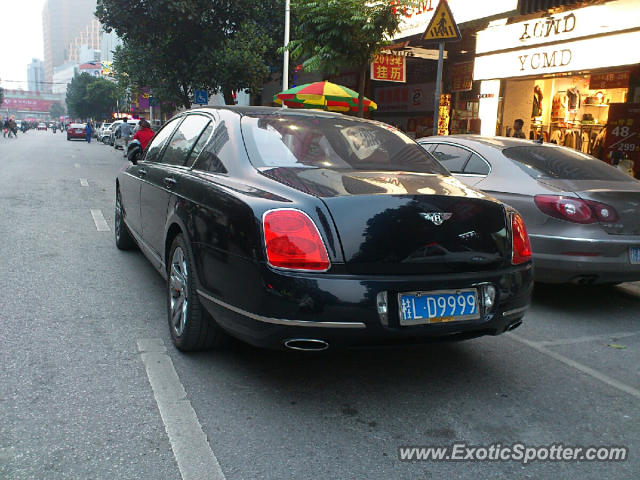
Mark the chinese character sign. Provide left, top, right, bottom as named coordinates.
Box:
left=602, top=103, right=640, bottom=176
left=371, top=54, right=406, bottom=83
left=450, top=62, right=474, bottom=92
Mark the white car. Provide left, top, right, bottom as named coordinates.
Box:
left=98, top=123, right=113, bottom=143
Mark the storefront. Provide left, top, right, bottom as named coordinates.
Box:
left=473, top=0, right=640, bottom=166
left=369, top=0, right=519, bottom=137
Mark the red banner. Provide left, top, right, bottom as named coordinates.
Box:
left=1, top=97, right=55, bottom=112
left=450, top=62, right=474, bottom=92
left=371, top=53, right=406, bottom=83
left=589, top=71, right=630, bottom=90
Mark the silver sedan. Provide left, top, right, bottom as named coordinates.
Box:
left=418, top=135, right=640, bottom=285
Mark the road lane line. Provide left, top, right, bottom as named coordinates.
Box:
left=80, top=178, right=89, bottom=187
left=137, top=339, right=225, bottom=480
left=90, top=209, right=110, bottom=232
left=509, top=333, right=640, bottom=400
left=537, top=331, right=640, bottom=347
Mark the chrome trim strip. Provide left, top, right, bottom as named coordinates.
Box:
left=502, top=305, right=529, bottom=317
left=529, top=234, right=640, bottom=244
left=196, top=289, right=366, bottom=329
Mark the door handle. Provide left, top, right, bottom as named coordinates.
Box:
left=164, top=177, right=177, bottom=188
left=138, top=168, right=148, bottom=176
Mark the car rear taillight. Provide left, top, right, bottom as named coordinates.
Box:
left=511, top=213, right=531, bottom=265
left=534, top=195, right=618, bottom=224
left=263, top=209, right=330, bottom=271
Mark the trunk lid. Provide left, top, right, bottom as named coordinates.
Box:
left=539, top=179, right=640, bottom=235
left=263, top=168, right=511, bottom=274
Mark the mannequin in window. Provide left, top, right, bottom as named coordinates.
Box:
left=532, top=85, right=543, bottom=117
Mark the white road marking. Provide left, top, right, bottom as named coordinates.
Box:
left=537, top=330, right=640, bottom=347
left=74, top=163, right=80, bottom=168
left=137, top=339, right=225, bottom=480
left=80, top=178, right=89, bottom=187
left=90, top=209, right=110, bottom=232
left=509, top=333, right=640, bottom=400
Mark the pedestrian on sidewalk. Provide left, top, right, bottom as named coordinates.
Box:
left=85, top=121, right=93, bottom=143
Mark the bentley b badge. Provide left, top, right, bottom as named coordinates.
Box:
left=420, top=212, right=453, bottom=225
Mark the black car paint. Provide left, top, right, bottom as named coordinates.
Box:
left=117, top=107, right=532, bottom=350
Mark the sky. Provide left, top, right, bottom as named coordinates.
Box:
left=0, top=0, right=47, bottom=90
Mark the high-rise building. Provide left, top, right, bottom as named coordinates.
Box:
left=42, top=0, right=97, bottom=85
left=66, top=18, right=102, bottom=64
left=27, top=59, right=46, bottom=92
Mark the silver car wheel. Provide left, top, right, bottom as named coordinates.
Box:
left=169, top=247, right=189, bottom=337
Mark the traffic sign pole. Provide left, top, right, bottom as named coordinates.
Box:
left=422, top=0, right=461, bottom=137
left=433, top=41, right=444, bottom=137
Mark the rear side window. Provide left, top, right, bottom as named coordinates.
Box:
left=464, top=153, right=490, bottom=175
left=161, top=115, right=211, bottom=166
left=241, top=115, right=449, bottom=175
left=503, top=146, right=631, bottom=181
left=185, top=122, right=213, bottom=168
left=145, top=117, right=182, bottom=163
left=431, top=144, right=470, bottom=173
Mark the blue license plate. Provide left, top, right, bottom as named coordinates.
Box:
left=630, top=247, right=640, bottom=264
left=399, top=289, right=479, bottom=325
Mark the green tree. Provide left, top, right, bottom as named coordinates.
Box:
left=66, top=73, right=119, bottom=119
left=49, top=101, right=65, bottom=119
left=96, top=0, right=284, bottom=108
left=287, top=0, right=416, bottom=117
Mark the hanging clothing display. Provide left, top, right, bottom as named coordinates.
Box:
left=551, top=92, right=567, bottom=121
left=567, top=87, right=581, bottom=111
left=550, top=129, right=564, bottom=145
left=532, top=85, right=544, bottom=117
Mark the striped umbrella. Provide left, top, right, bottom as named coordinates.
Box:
left=273, top=81, right=377, bottom=112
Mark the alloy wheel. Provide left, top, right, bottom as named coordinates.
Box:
left=169, top=247, right=189, bottom=337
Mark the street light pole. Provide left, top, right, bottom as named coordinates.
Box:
left=282, top=0, right=290, bottom=95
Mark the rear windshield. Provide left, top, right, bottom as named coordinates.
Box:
left=241, top=114, right=449, bottom=175
left=503, top=146, right=631, bottom=181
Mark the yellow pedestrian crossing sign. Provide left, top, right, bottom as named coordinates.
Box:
left=423, top=0, right=461, bottom=42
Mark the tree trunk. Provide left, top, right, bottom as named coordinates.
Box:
left=223, top=89, right=235, bottom=106
left=181, top=82, right=191, bottom=110
left=357, top=66, right=367, bottom=118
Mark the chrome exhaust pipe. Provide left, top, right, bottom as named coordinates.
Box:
left=284, top=339, right=329, bottom=352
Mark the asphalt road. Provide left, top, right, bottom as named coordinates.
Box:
left=1, top=129, right=639, bottom=480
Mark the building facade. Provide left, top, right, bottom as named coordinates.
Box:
left=42, top=0, right=97, bottom=85
left=27, top=59, right=46, bottom=92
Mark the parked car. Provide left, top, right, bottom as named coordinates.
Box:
left=115, top=107, right=533, bottom=352
left=67, top=123, right=86, bottom=141
left=37, top=122, right=47, bottom=131
left=114, top=119, right=140, bottom=150
left=417, top=135, right=640, bottom=285
left=98, top=123, right=113, bottom=143
left=108, top=119, right=125, bottom=145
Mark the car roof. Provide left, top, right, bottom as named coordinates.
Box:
left=418, top=134, right=548, bottom=150
left=190, top=105, right=359, bottom=120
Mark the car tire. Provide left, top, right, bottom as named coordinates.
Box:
left=114, top=186, right=137, bottom=250
left=167, top=234, right=227, bottom=351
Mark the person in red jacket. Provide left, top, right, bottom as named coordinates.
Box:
left=132, top=119, right=155, bottom=150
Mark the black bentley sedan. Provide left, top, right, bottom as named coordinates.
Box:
left=115, top=106, right=533, bottom=352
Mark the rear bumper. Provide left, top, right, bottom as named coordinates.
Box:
left=197, top=263, right=533, bottom=350
left=530, top=234, right=640, bottom=284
